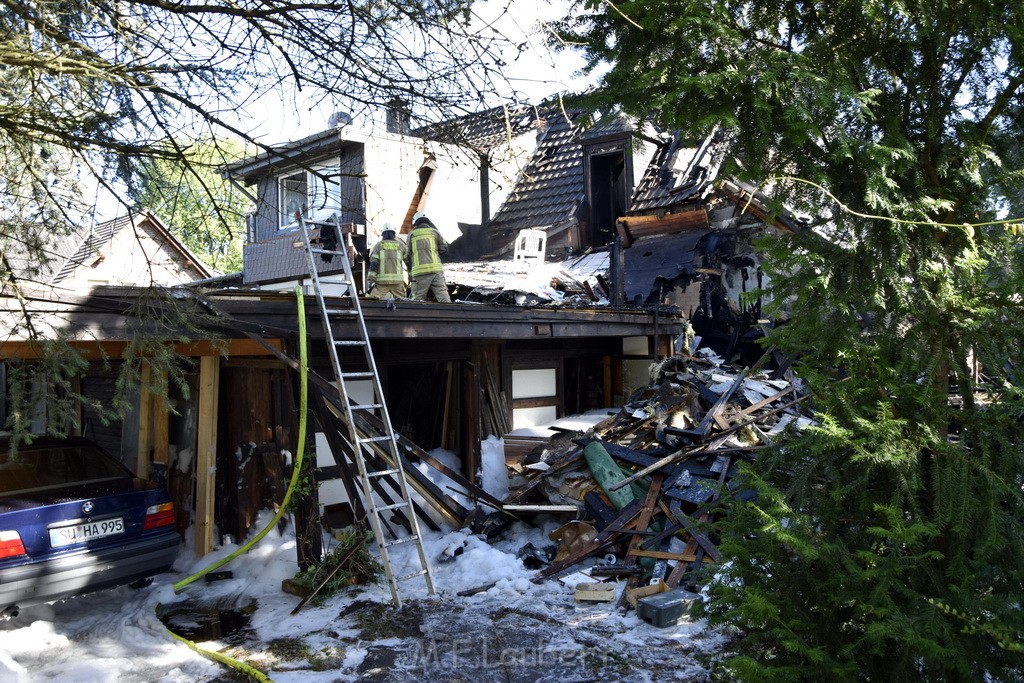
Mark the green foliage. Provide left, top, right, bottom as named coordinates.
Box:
left=112, top=287, right=229, bottom=413
left=134, top=138, right=250, bottom=274
left=291, top=529, right=382, bottom=606
left=558, top=0, right=1024, bottom=678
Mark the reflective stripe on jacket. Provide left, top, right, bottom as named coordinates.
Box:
left=408, top=225, right=447, bottom=276
left=369, top=239, right=407, bottom=284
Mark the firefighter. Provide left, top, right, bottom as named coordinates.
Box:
left=406, top=211, right=451, bottom=303
left=366, top=223, right=408, bottom=300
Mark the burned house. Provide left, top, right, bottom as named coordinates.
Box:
left=1, top=100, right=800, bottom=575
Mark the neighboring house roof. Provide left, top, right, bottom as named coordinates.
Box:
left=1, top=219, right=91, bottom=286
left=486, top=109, right=590, bottom=239
left=50, top=211, right=213, bottom=285
left=2, top=212, right=213, bottom=289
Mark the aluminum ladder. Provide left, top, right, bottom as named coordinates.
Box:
left=296, top=214, right=435, bottom=608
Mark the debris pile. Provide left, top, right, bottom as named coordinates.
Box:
left=501, top=348, right=814, bottom=607
left=444, top=253, right=611, bottom=306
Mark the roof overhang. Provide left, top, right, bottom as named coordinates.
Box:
left=0, top=285, right=684, bottom=355
left=222, top=129, right=364, bottom=183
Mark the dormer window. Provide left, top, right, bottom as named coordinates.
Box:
left=582, top=137, right=632, bottom=248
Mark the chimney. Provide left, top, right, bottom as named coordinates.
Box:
left=386, top=98, right=411, bottom=135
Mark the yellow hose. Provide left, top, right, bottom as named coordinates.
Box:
left=164, top=623, right=273, bottom=683
left=161, top=286, right=311, bottom=682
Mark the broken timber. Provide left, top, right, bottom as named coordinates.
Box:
left=507, top=348, right=812, bottom=598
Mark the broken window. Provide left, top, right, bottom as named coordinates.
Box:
left=588, top=151, right=627, bottom=246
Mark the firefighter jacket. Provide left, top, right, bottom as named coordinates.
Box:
left=368, top=238, right=407, bottom=284
left=407, top=222, right=448, bottom=276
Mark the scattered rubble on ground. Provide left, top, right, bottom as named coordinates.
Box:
left=310, top=333, right=815, bottom=624
left=444, top=253, right=611, bottom=305
left=490, top=345, right=814, bottom=622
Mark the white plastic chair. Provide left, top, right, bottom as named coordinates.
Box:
left=513, top=229, right=547, bottom=270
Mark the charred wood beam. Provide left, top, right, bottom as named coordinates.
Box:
left=310, top=386, right=366, bottom=520
left=616, top=208, right=710, bottom=248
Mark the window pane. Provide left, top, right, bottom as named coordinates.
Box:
left=511, top=368, right=557, bottom=399
left=308, top=165, right=341, bottom=217
left=279, top=173, right=307, bottom=227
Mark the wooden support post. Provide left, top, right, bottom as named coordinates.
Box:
left=462, top=359, right=479, bottom=470
left=135, top=362, right=152, bottom=479
left=153, top=368, right=170, bottom=466
left=68, top=375, right=82, bottom=437
left=194, top=355, right=220, bottom=558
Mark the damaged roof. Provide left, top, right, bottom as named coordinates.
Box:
left=486, top=109, right=590, bottom=240
left=624, top=230, right=709, bottom=304
left=629, top=130, right=726, bottom=213
left=412, top=103, right=540, bottom=152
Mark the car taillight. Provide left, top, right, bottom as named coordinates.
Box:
left=0, top=530, right=26, bottom=559
left=143, top=502, right=175, bottom=530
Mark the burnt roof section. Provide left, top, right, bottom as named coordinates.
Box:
left=630, top=130, right=726, bottom=213
left=624, top=230, right=709, bottom=304
left=413, top=103, right=539, bottom=152
left=486, top=109, right=589, bottom=239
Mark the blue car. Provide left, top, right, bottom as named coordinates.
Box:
left=0, top=436, right=180, bottom=618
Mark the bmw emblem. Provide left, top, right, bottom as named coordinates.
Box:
left=82, top=501, right=95, bottom=514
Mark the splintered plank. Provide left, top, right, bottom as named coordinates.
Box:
left=666, top=455, right=733, bottom=587
left=616, top=473, right=666, bottom=607
left=628, top=549, right=700, bottom=562
left=656, top=500, right=721, bottom=562
left=674, top=370, right=747, bottom=440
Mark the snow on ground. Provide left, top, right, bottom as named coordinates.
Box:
left=1, top=438, right=727, bottom=682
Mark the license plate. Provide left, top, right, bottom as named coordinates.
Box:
left=50, top=518, right=125, bottom=548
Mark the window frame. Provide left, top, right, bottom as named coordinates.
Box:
left=277, top=161, right=344, bottom=231
left=278, top=171, right=308, bottom=229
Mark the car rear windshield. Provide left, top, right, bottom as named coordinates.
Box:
left=0, top=443, right=132, bottom=495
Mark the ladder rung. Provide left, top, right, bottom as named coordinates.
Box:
left=396, top=569, right=428, bottom=582
left=384, top=535, right=419, bottom=548
left=367, top=468, right=400, bottom=478
left=310, top=248, right=348, bottom=256
left=343, top=372, right=376, bottom=380
left=352, top=403, right=383, bottom=411
left=373, top=501, right=410, bottom=513
left=324, top=308, right=359, bottom=316
left=319, top=279, right=350, bottom=285
left=335, top=340, right=367, bottom=346
left=358, top=435, right=394, bottom=443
